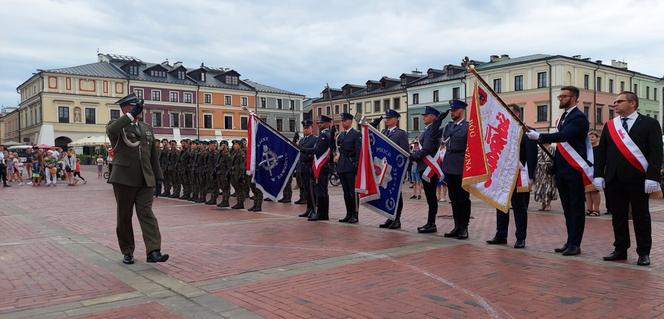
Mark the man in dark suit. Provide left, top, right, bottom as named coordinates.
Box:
left=441, top=100, right=471, bottom=239
left=487, top=105, right=538, bottom=248
left=526, top=86, right=589, bottom=256
left=297, top=120, right=319, bottom=218
left=337, top=113, right=361, bottom=224
left=378, top=110, right=410, bottom=230
left=302, top=115, right=334, bottom=221
left=411, top=106, right=445, bottom=234
left=593, top=91, right=663, bottom=266
left=106, top=93, right=169, bottom=265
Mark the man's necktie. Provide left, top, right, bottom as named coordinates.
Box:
left=558, top=112, right=567, bottom=129
left=621, top=118, right=629, bottom=132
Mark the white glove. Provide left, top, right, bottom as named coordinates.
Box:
left=525, top=130, right=540, bottom=141
left=592, top=177, right=604, bottom=192
left=645, top=179, right=661, bottom=194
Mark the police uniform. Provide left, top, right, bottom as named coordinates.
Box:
left=441, top=100, right=471, bottom=239
left=297, top=120, right=318, bottom=218
left=337, top=112, right=361, bottom=224
left=378, top=110, right=410, bottom=230
left=106, top=93, right=168, bottom=264
left=301, top=115, right=334, bottom=221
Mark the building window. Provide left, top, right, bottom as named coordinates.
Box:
left=85, top=108, right=96, bottom=124
left=201, top=73, right=206, bottom=82
left=225, top=75, right=238, bottom=85
left=343, top=104, right=348, bottom=113
left=170, top=91, right=179, bottom=102
left=241, top=96, right=248, bottom=106
left=356, top=102, right=362, bottom=113
left=58, top=106, right=69, bottom=123
left=373, top=100, right=380, bottom=112
left=382, top=99, right=390, bottom=111
left=596, top=77, right=602, bottom=92
left=537, top=72, right=547, bottom=88
left=184, top=92, right=193, bottom=103
left=413, top=116, right=420, bottom=131
left=514, top=75, right=523, bottom=91
left=493, top=78, right=502, bottom=93
left=129, top=65, right=139, bottom=75
left=634, top=84, right=638, bottom=95
left=620, top=81, right=625, bottom=92
left=152, top=111, right=162, bottom=127
left=150, top=70, right=166, bottom=78
left=584, top=74, right=590, bottom=90
left=177, top=71, right=185, bottom=80
left=654, top=88, right=658, bottom=101
left=584, top=103, right=591, bottom=117
left=433, top=90, right=439, bottom=102
left=224, top=115, right=233, bottom=129
left=240, top=117, right=248, bottom=130
left=151, top=90, right=161, bottom=101
left=171, top=112, right=180, bottom=127
left=290, top=100, right=295, bottom=110
left=393, top=97, right=400, bottom=110
left=596, top=105, right=604, bottom=124
left=609, top=79, right=614, bottom=93
left=452, top=87, right=460, bottom=99
left=365, top=102, right=371, bottom=113
left=536, top=105, right=547, bottom=122
left=276, top=118, right=283, bottom=131
left=204, top=94, right=211, bottom=104
left=225, top=95, right=232, bottom=105
left=646, top=86, right=650, bottom=99
left=184, top=113, right=194, bottom=128
left=203, top=114, right=212, bottom=129
left=609, top=108, right=614, bottom=119
left=277, top=99, right=283, bottom=109
left=261, top=97, right=267, bottom=108
left=326, top=106, right=331, bottom=115
left=412, top=93, right=419, bottom=105
left=334, top=104, right=339, bottom=114
left=134, top=88, right=144, bottom=99
left=289, top=119, right=295, bottom=132
left=110, top=109, right=120, bottom=120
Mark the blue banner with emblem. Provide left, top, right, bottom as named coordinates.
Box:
left=248, top=116, right=300, bottom=201
left=357, top=125, right=409, bottom=220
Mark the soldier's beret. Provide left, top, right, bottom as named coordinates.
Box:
left=384, top=110, right=400, bottom=118
left=449, top=99, right=468, bottom=109
left=340, top=112, right=354, bottom=121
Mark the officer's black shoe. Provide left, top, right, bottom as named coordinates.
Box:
left=231, top=203, right=244, bottom=209
left=253, top=207, right=262, bottom=212
left=417, top=224, right=437, bottom=233
left=486, top=236, right=507, bottom=245
left=554, top=245, right=568, bottom=253
left=278, top=198, right=291, bottom=203
left=298, top=210, right=311, bottom=217
left=122, top=254, right=134, bottom=265
left=388, top=220, right=401, bottom=229
left=514, top=240, right=526, bottom=249
left=248, top=205, right=256, bottom=211
left=218, top=202, right=230, bottom=208
left=169, top=194, right=179, bottom=198
left=379, top=219, right=393, bottom=228
left=562, top=246, right=581, bottom=256
left=161, top=192, right=171, bottom=197
left=603, top=250, right=627, bottom=261
left=294, top=199, right=307, bottom=205
left=179, top=195, right=189, bottom=200
left=338, top=216, right=351, bottom=223
left=347, top=214, right=358, bottom=224
left=307, top=211, right=320, bottom=221
left=456, top=228, right=469, bottom=240
left=637, top=255, right=651, bottom=266
left=146, top=250, right=169, bottom=263
left=443, top=227, right=460, bottom=237
left=205, top=200, right=216, bottom=205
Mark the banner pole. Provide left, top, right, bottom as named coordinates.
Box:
left=242, top=106, right=300, bottom=150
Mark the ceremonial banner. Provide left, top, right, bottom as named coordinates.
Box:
left=355, top=124, right=409, bottom=220
left=246, top=114, right=300, bottom=201
left=462, top=80, right=523, bottom=212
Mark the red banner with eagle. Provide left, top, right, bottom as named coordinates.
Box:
left=462, top=80, right=523, bottom=212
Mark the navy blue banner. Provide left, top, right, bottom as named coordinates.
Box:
left=252, top=121, right=300, bottom=201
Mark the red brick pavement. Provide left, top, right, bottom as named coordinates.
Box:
left=0, top=241, right=132, bottom=312
left=70, top=302, right=183, bottom=319
left=217, top=245, right=664, bottom=319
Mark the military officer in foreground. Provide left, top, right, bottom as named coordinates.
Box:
left=297, top=120, right=318, bottom=218
left=336, top=112, right=361, bottom=223
left=106, top=93, right=168, bottom=264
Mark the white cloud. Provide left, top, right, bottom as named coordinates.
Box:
left=0, top=0, right=663, bottom=107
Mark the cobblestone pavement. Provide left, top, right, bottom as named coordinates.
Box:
left=2, top=166, right=664, bottom=318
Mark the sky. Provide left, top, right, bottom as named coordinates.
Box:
left=1, top=0, right=664, bottom=107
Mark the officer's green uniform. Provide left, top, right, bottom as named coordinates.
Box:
left=196, top=144, right=208, bottom=203
left=230, top=143, right=246, bottom=209
left=178, top=142, right=191, bottom=200
left=215, top=142, right=232, bottom=208
left=106, top=114, right=163, bottom=257
left=159, top=142, right=171, bottom=196
left=249, top=183, right=263, bottom=211
left=205, top=143, right=219, bottom=205
left=168, top=142, right=180, bottom=198
left=189, top=144, right=200, bottom=201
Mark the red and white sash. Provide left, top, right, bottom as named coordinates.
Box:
left=422, top=153, right=443, bottom=183
left=312, top=149, right=330, bottom=179
left=515, top=162, right=530, bottom=193
left=557, top=138, right=595, bottom=192
left=606, top=116, right=647, bottom=173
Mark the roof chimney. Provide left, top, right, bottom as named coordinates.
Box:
left=611, top=60, right=628, bottom=69
left=490, top=55, right=500, bottom=62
